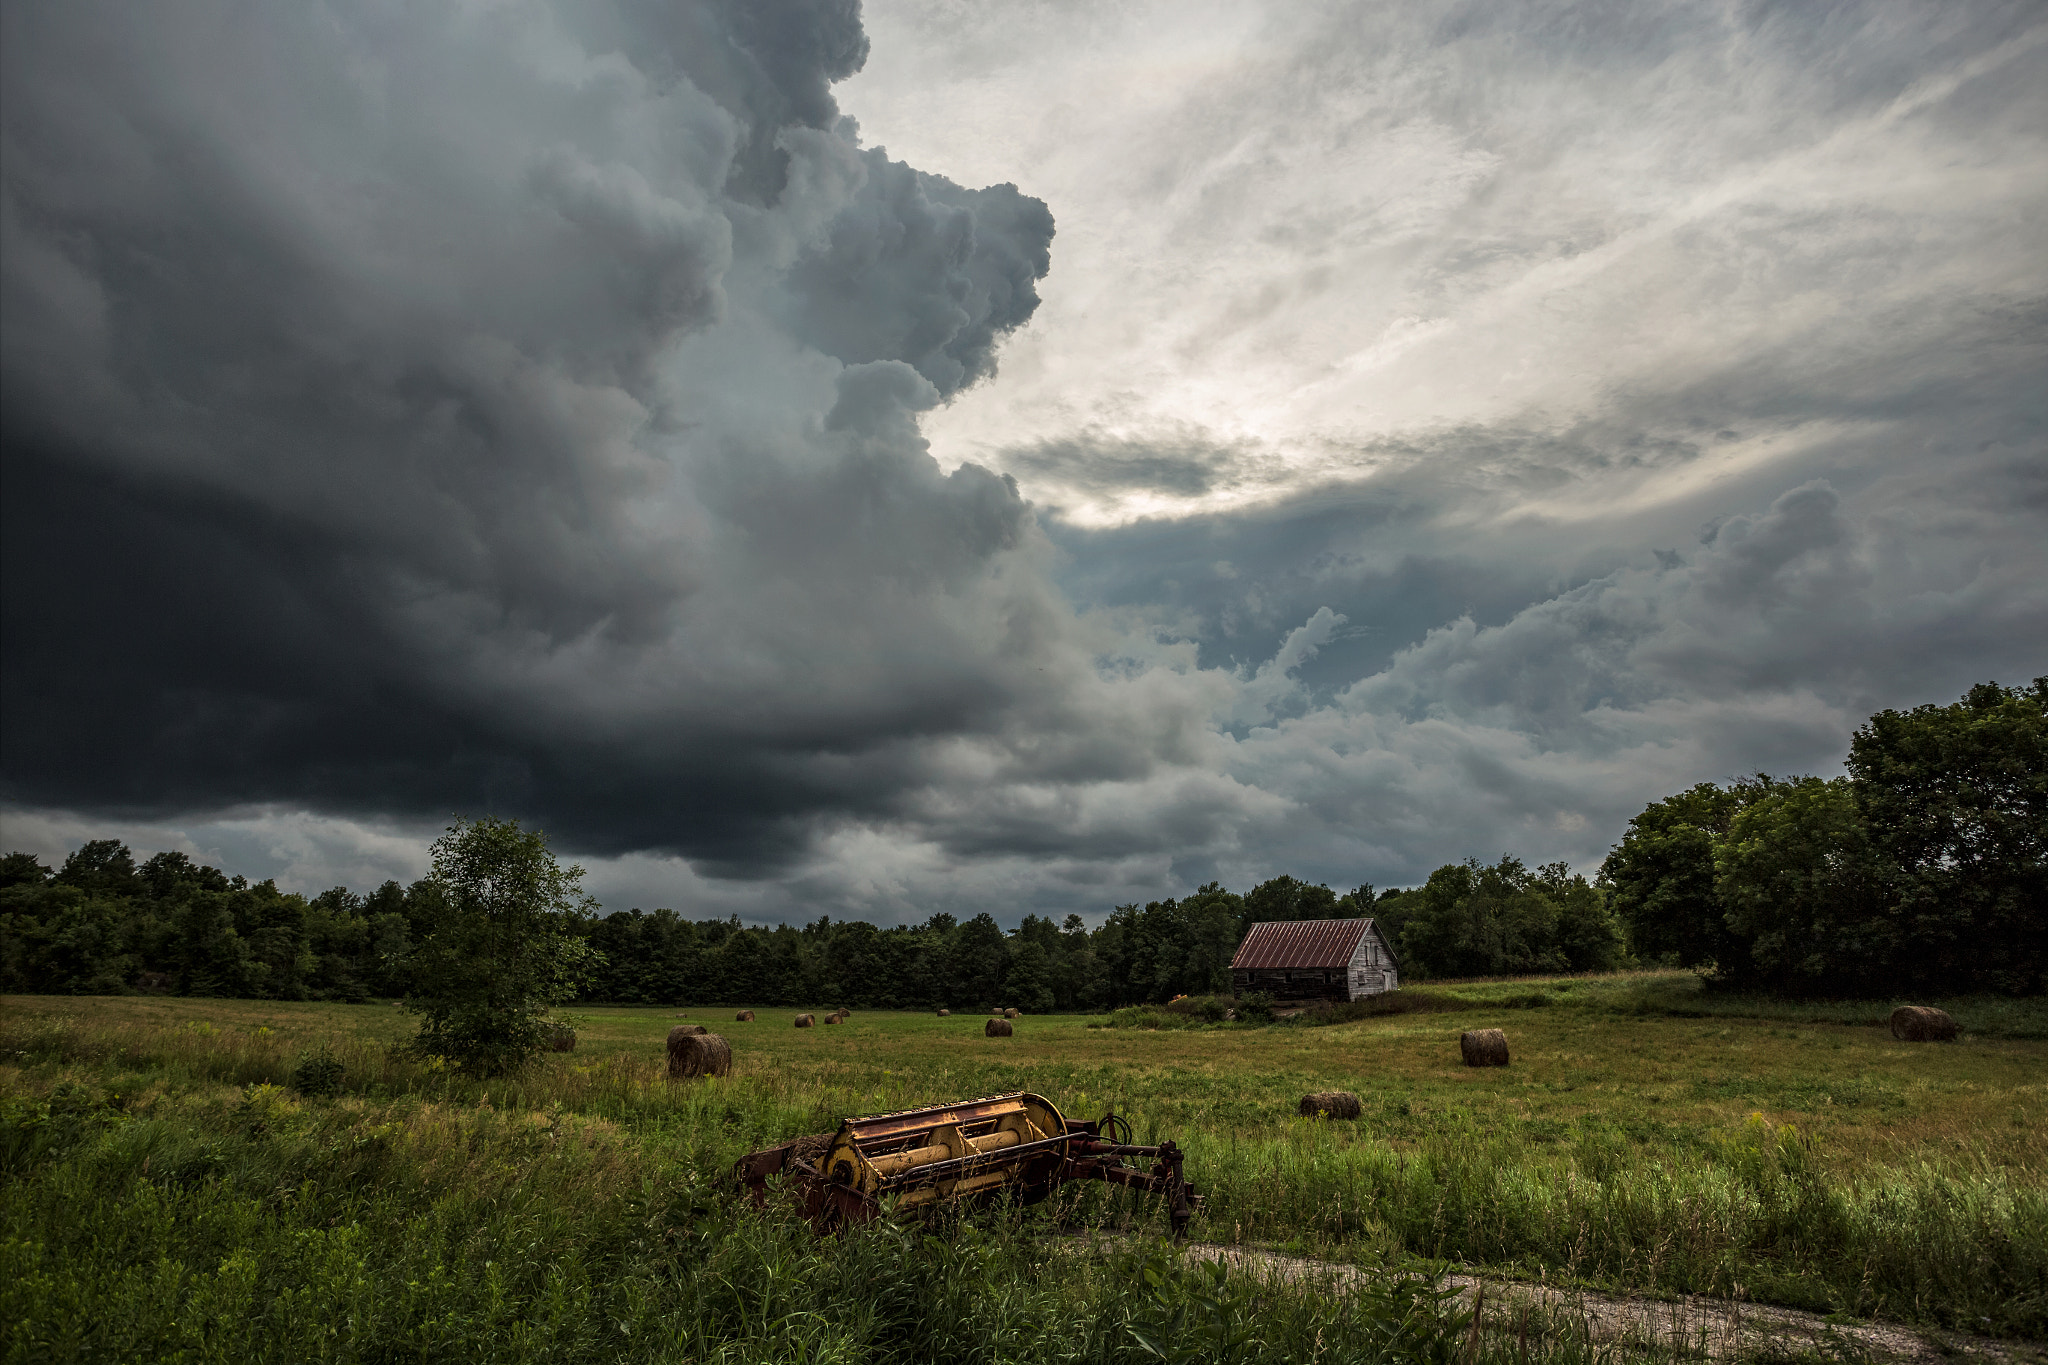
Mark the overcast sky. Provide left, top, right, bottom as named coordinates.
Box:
left=3, top=0, right=2043, bottom=923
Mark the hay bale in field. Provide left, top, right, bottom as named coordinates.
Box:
left=937, top=1009, right=950, bottom=1017
left=549, top=1025, right=577, bottom=1052
left=1298, top=1091, right=1362, bottom=1120
left=986, top=1018, right=1013, bottom=1038
left=1004, top=1008, right=1021, bottom=1019
left=1460, top=1028, right=1509, bottom=1067
left=834, top=1008, right=851, bottom=1018
left=735, top=1010, right=755, bottom=1022
left=1890, top=1005, right=1958, bottom=1042
left=668, top=1029, right=732, bottom=1079
left=794, top=1013, right=815, bottom=1028
left=675, top=1024, right=708, bottom=1035
left=824, top=1013, right=840, bottom=1025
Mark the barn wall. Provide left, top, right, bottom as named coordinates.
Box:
left=1344, top=925, right=1399, bottom=1000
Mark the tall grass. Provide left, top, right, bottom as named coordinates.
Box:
left=5, top=997, right=2044, bottom=1352
left=1170, top=1117, right=2047, bottom=1332
left=2, top=1069, right=1627, bottom=1365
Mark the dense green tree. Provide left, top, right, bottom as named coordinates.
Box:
left=1, top=852, right=52, bottom=890
left=1716, top=777, right=1891, bottom=994
left=400, top=817, right=602, bottom=1075
left=1598, top=778, right=1777, bottom=973
left=58, top=839, right=143, bottom=898
left=1396, top=856, right=1624, bottom=979
left=950, top=913, right=1008, bottom=1008
left=1850, top=679, right=2047, bottom=993
left=1237, top=875, right=1337, bottom=943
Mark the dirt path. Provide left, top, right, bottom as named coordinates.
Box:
left=1066, top=1236, right=2043, bottom=1364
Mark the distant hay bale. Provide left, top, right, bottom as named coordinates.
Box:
left=1890, top=1006, right=1958, bottom=1042
left=677, top=1024, right=708, bottom=1035
left=835, top=1008, right=851, bottom=1018
left=824, top=1014, right=840, bottom=1025
left=986, top=1018, right=1013, bottom=1038
left=936, top=1009, right=950, bottom=1017
left=667, top=1029, right=732, bottom=1079
left=795, top=1013, right=815, bottom=1028
left=548, top=1025, right=577, bottom=1053
left=1298, top=1091, right=1362, bottom=1120
left=1004, top=1008, right=1021, bottom=1019
left=1461, top=1028, right=1510, bottom=1067
left=735, top=1010, right=755, bottom=1022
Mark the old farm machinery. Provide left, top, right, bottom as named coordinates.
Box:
left=736, top=1091, right=1203, bottom=1235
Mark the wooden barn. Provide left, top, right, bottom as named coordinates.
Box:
left=1229, top=918, right=1400, bottom=1003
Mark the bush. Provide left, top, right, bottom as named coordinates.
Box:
left=289, top=1046, right=346, bottom=1097
left=1235, top=991, right=1276, bottom=1023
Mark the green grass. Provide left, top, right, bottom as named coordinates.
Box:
left=4, top=975, right=2045, bottom=1359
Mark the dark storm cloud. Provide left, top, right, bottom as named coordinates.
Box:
left=784, top=154, right=1054, bottom=395
left=0, top=0, right=1090, bottom=874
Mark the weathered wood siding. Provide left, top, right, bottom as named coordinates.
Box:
left=1344, top=924, right=1399, bottom=999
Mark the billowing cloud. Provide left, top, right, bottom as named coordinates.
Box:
left=3, top=0, right=2043, bottom=919
left=0, top=0, right=1099, bottom=876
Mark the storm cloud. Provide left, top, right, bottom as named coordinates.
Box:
left=3, top=0, right=2043, bottom=920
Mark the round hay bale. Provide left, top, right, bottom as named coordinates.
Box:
left=735, top=1010, right=754, bottom=1022
left=676, top=1023, right=708, bottom=1035
left=936, top=1009, right=950, bottom=1017
left=794, top=1013, right=815, bottom=1028
left=667, top=1029, right=732, bottom=1079
left=1299, top=1091, right=1362, bottom=1120
left=1460, top=1028, right=1510, bottom=1067
left=548, top=1026, right=576, bottom=1053
left=1004, top=1008, right=1021, bottom=1019
left=985, top=1018, right=1014, bottom=1038
left=1890, top=1005, right=1958, bottom=1042
left=824, top=1013, right=840, bottom=1025
left=835, top=1008, right=851, bottom=1018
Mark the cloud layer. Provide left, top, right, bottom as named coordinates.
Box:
left=3, top=0, right=2043, bottom=920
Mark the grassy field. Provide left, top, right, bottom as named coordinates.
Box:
left=5, top=974, right=2045, bottom=1361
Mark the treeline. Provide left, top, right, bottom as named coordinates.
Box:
left=1602, top=680, right=2045, bottom=996
left=0, top=844, right=1621, bottom=1010
left=5, top=679, right=2034, bottom=1006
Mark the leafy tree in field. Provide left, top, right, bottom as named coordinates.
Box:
left=400, top=817, right=602, bottom=1075
left=1850, top=679, right=2047, bottom=994
left=1715, top=776, right=1891, bottom=994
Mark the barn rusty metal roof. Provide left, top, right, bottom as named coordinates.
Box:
left=1230, top=918, right=1379, bottom=970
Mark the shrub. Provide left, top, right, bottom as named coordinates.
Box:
left=289, top=1046, right=346, bottom=1097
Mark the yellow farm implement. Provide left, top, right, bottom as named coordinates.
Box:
left=736, top=1091, right=1202, bottom=1235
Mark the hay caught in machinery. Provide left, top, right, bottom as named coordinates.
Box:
left=737, top=1091, right=1202, bottom=1235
